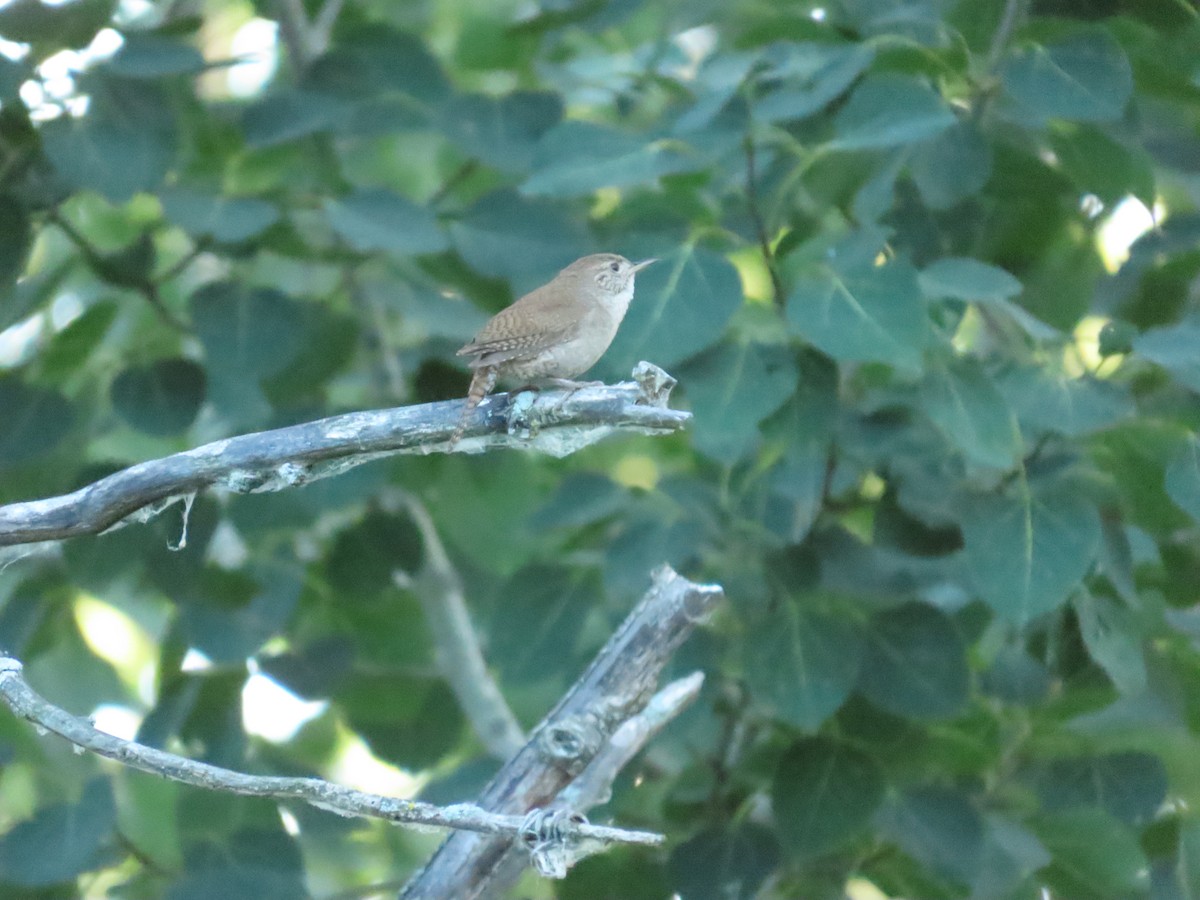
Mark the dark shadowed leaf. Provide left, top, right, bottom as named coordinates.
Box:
left=856, top=602, right=968, bottom=719
left=0, top=778, right=115, bottom=885
left=831, top=74, right=954, bottom=150
left=669, top=824, right=781, bottom=900
left=1001, top=31, right=1133, bottom=123
left=773, top=736, right=884, bottom=859
left=0, top=379, right=74, bottom=465
left=489, top=565, right=594, bottom=684
left=680, top=341, right=797, bottom=463
left=1031, top=752, right=1167, bottom=827
left=111, top=358, right=206, bottom=436
left=1034, top=810, right=1149, bottom=898
left=745, top=602, right=864, bottom=731
left=960, top=487, right=1101, bottom=624
left=876, top=786, right=984, bottom=885
left=0, top=197, right=31, bottom=292
left=787, top=259, right=927, bottom=373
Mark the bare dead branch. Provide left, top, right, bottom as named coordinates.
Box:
left=400, top=565, right=724, bottom=899
left=0, top=363, right=687, bottom=549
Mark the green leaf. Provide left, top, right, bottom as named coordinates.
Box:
left=745, top=602, right=864, bottom=732
left=1050, top=125, right=1156, bottom=208
left=104, top=34, right=206, bottom=77
left=919, top=357, right=1021, bottom=470
left=919, top=258, right=1022, bottom=301
left=1072, top=591, right=1147, bottom=695
left=241, top=89, right=344, bottom=148
left=324, top=188, right=447, bottom=255
left=787, top=259, right=928, bottom=373
left=831, top=74, right=955, bottom=150
left=40, top=301, right=118, bottom=381
left=160, top=187, right=279, bottom=243
left=41, top=73, right=177, bottom=203
left=970, top=816, right=1051, bottom=900
left=304, top=25, right=451, bottom=107
left=856, top=602, right=968, bottom=719
left=960, top=487, right=1101, bottom=624
left=450, top=189, right=591, bottom=290
left=439, top=90, right=562, bottom=174
left=680, top=342, right=797, bottom=463
left=669, top=824, right=781, bottom=900
left=0, top=778, right=115, bottom=886
left=0, top=0, right=115, bottom=50
left=189, top=282, right=306, bottom=379
left=1001, top=31, right=1134, bottom=123
left=326, top=510, right=423, bottom=598
left=876, top=787, right=984, bottom=885
left=0, top=379, right=74, bottom=465
left=755, top=42, right=876, bottom=122
left=773, top=736, right=884, bottom=860
left=1032, top=752, right=1166, bottom=827
left=910, top=120, right=993, bottom=209
left=998, top=368, right=1133, bottom=437
left=1034, top=810, right=1150, bottom=898
left=1166, top=435, right=1200, bottom=523
left=489, top=565, right=593, bottom=685
left=1134, top=317, right=1200, bottom=393
left=0, top=196, right=31, bottom=292
left=521, top=121, right=701, bottom=196
left=111, top=358, right=206, bottom=436
left=601, top=244, right=743, bottom=373
left=336, top=674, right=463, bottom=770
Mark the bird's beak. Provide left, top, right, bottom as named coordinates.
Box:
left=631, top=258, right=658, bottom=273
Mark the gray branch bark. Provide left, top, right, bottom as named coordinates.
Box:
left=394, top=492, right=526, bottom=760
left=0, top=656, right=660, bottom=850
left=0, top=363, right=687, bottom=549
left=400, top=565, right=724, bottom=900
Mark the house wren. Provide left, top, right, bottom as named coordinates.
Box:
left=450, top=253, right=658, bottom=446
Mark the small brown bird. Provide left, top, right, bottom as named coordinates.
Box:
left=450, top=253, right=657, bottom=446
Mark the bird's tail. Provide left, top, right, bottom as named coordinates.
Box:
left=449, top=366, right=497, bottom=447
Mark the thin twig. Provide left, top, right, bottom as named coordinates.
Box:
left=274, top=0, right=315, bottom=71
left=312, top=0, right=347, bottom=55
left=0, top=656, right=661, bottom=849
left=743, top=134, right=785, bottom=308
left=0, top=363, right=688, bottom=548
left=985, top=0, right=1026, bottom=74
left=395, top=492, right=525, bottom=760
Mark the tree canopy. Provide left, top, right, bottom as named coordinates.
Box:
left=2, top=0, right=1200, bottom=897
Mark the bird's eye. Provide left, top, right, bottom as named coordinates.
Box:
left=610, top=261, right=620, bottom=272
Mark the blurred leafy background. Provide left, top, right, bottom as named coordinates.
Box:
left=1, top=0, right=1200, bottom=897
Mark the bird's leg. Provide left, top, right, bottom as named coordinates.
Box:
left=449, top=366, right=498, bottom=448
left=541, top=377, right=604, bottom=413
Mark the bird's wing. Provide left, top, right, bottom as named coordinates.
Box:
left=456, top=284, right=583, bottom=367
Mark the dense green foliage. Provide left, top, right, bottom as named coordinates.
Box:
left=1, top=0, right=1200, bottom=897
